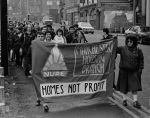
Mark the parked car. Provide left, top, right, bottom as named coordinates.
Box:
left=78, top=22, right=94, bottom=34
left=43, top=19, right=53, bottom=26
left=125, top=26, right=150, bottom=44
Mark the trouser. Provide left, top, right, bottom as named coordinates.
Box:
left=15, top=50, right=23, bottom=66
left=23, top=56, right=30, bottom=76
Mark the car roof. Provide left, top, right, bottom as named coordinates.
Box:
left=43, top=20, right=53, bottom=21
left=78, top=22, right=90, bottom=24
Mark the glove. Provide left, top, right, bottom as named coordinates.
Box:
left=19, top=48, right=23, bottom=56
left=10, top=49, right=13, bottom=60
left=138, top=69, right=142, bottom=74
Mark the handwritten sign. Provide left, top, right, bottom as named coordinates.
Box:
left=40, top=80, right=106, bottom=97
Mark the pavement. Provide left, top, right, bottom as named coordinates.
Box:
left=4, top=67, right=133, bottom=118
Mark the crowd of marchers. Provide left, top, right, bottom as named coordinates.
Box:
left=7, top=20, right=144, bottom=110
left=7, top=21, right=88, bottom=76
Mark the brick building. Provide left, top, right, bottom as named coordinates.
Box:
left=64, top=0, right=80, bottom=26
left=63, top=0, right=132, bottom=30
left=97, top=0, right=132, bottom=30
left=41, top=0, right=60, bottom=23
left=79, top=0, right=98, bottom=29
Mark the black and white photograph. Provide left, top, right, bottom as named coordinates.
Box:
left=0, top=0, right=150, bottom=118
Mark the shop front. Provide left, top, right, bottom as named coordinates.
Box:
left=66, top=6, right=79, bottom=26
left=79, top=4, right=97, bottom=29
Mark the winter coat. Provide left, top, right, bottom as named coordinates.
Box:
left=116, top=46, right=144, bottom=93
left=13, top=33, right=22, bottom=52
left=117, top=46, right=144, bottom=71
left=66, top=33, right=78, bottom=43
left=8, top=29, right=15, bottom=50
left=20, top=32, right=35, bottom=56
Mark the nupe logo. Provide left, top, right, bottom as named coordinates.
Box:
left=42, top=44, right=68, bottom=77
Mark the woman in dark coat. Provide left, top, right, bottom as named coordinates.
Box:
left=116, top=34, right=144, bottom=109
left=76, top=28, right=88, bottom=43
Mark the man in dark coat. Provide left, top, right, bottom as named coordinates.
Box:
left=13, top=27, right=23, bottom=66
left=102, top=28, right=113, bottom=40
left=20, top=25, right=35, bottom=76
left=60, top=21, right=69, bottom=37
left=8, top=24, right=15, bottom=61
left=66, top=26, right=78, bottom=43
left=47, top=25, right=55, bottom=39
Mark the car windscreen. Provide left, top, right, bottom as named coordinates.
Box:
left=79, top=23, right=92, bottom=27
left=44, top=20, right=53, bottom=25
left=141, top=27, right=150, bottom=32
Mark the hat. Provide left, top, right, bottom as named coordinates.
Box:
left=103, top=28, right=109, bottom=35
left=125, top=34, right=138, bottom=47
left=47, top=24, right=52, bottom=29
left=69, top=25, right=75, bottom=29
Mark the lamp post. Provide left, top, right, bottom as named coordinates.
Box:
left=47, top=0, right=53, bottom=17
left=135, top=6, right=139, bottom=25
left=27, top=0, right=30, bottom=21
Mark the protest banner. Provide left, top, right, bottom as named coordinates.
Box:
left=32, top=38, right=117, bottom=105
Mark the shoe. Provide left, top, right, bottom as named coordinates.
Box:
left=123, top=100, right=127, bottom=106
left=25, top=71, right=31, bottom=77
left=44, top=105, right=49, bottom=112
left=133, top=101, right=141, bottom=109
left=27, top=75, right=32, bottom=78
left=36, top=100, right=41, bottom=106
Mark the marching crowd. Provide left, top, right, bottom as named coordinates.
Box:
left=8, top=20, right=144, bottom=110
left=8, top=21, right=88, bottom=76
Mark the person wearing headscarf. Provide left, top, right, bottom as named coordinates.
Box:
left=76, top=28, right=88, bottom=43
left=66, top=26, right=78, bottom=43
left=116, top=34, right=144, bottom=109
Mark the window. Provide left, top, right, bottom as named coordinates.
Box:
left=94, top=0, right=97, bottom=3
left=80, top=12, right=83, bottom=17
left=89, top=0, right=92, bottom=4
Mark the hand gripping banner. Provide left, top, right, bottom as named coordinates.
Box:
left=32, top=38, right=117, bottom=105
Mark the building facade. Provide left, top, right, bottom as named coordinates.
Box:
left=79, top=0, right=98, bottom=29
left=59, top=0, right=65, bottom=23
left=132, top=0, right=150, bottom=27
left=97, top=0, right=133, bottom=31
left=64, top=0, right=80, bottom=26
left=41, top=0, right=60, bottom=23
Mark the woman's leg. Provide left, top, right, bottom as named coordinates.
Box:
left=122, top=92, right=128, bottom=106
left=132, top=91, right=138, bottom=102
left=132, top=91, right=141, bottom=108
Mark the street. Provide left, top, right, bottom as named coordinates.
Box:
left=5, top=68, right=132, bottom=118
left=3, top=30, right=150, bottom=118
